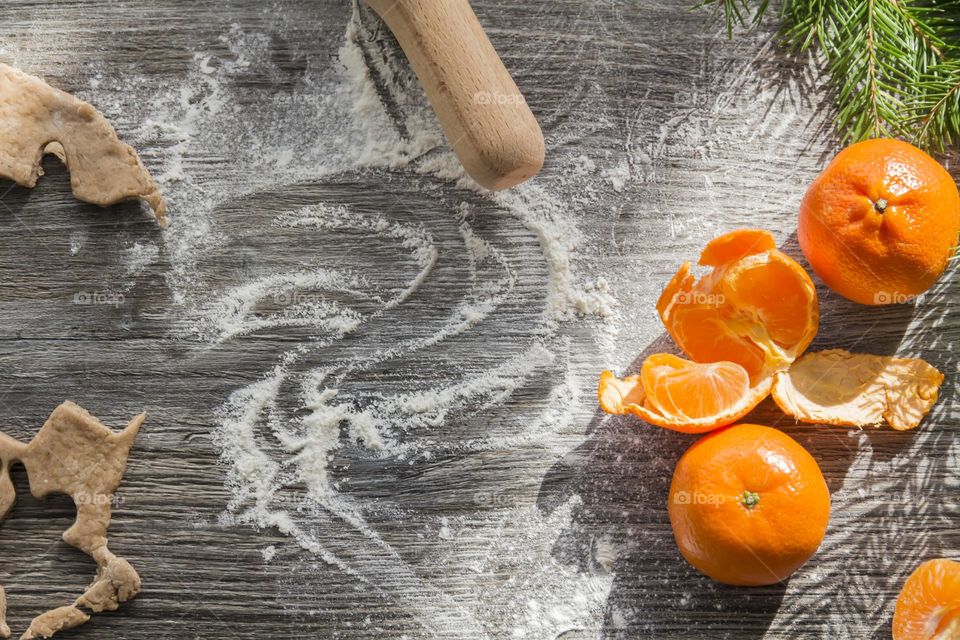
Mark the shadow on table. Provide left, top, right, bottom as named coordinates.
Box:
left=537, top=333, right=793, bottom=639
left=534, top=229, right=935, bottom=637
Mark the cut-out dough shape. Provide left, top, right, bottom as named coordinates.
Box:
left=0, top=62, right=166, bottom=225
left=0, top=588, right=8, bottom=638
left=0, top=401, right=144, bottom=639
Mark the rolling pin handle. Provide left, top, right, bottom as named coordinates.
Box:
left=365, top=0, right=545, bottom=190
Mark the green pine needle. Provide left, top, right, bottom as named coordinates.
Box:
left=700, top=0, right=960, bottom=150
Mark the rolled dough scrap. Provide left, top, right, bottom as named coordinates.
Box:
left=0, top=63, right=166, bottom=226
left=0, top=402, right=145, bottom=640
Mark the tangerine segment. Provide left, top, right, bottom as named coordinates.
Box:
left=893, top=559, right=960, bottom=640
left=668, top=424, right=830, bottom=586
left=642, top=354, right=750, bottom=420
left=597, top=356, right=772, bottom=434
left=658, top=229, right=818, bottom=382
left=773, top=349, right=944, bottom=430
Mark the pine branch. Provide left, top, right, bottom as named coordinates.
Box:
left=699, top=0, right=960, bottom=150
left=911, top=39, right=960, bottom=151
left=701, top=0, right=771, bottom=36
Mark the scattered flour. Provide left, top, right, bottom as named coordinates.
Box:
left=602, top=158, right=631, bottom=193
left=436, top=498, right=612, bottom=639
left=7, top=3, right=950, bottom=638
left=68, top=230, right=86, bottom=256
left=121, top=240, right=160, bottom=276
left=121, top=4, right=621, bottom=636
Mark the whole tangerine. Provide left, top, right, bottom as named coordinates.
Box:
left=798, top=138, right=960, bottom=305
left=668, top=423, right=830, bottom=586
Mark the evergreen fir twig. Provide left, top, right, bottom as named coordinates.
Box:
left=701, top=0, right=960, bottom=150
left=913, top=59, right=960, bottom=149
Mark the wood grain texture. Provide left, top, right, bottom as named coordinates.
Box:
left=0, top=1, right=955, bottom=639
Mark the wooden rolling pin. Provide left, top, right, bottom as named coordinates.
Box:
left=365, top=0, right=545, bottom=191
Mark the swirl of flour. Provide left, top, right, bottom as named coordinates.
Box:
left=133, top=3, right=618, bottom=637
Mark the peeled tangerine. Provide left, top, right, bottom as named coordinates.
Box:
left=893, top=559, right=960, bottom=640
left=599, top=229, right=817, bottom=433
left=599, top=229, right=944, bottom=432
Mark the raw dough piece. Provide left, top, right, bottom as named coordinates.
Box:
left=0, top=588, right=9, bottom=638
left=0, top=402, right=145, bottom=639
left=772, top=349, right=943, bottom=430
left=0, top=63, right=166, bottom=225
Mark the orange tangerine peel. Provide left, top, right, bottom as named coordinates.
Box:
left=657, top=229, right=819, bottom=383
left=597, top=229, right=817, bottom=434
left=772, top=349, right=944, bottom=430
left=600, top=229, right=944, bottom=434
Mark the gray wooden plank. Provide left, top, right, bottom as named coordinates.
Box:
left=0, top=1, right=955, bottom=638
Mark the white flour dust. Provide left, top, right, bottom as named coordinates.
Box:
left=122, top=4, right=617, bottom=638
left=5, top=3, right=953, bottom=637
left=121, top=241, right=160, bottom=276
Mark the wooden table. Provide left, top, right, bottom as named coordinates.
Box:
left=0, top=1, right=956, bottom=638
